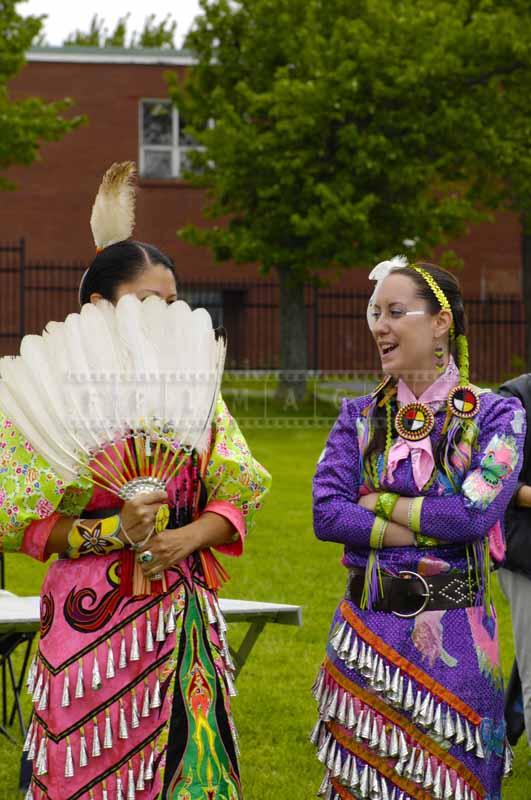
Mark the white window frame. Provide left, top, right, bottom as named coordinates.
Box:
left=139, top=98, right=204, bottom=179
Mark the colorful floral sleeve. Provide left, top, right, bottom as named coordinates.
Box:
left=419, top=393, right=525, bottom=542
left=203, top=396, right=271, bottom=556
left=0, top=412, right=92, bottom=557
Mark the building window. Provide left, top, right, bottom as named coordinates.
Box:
left=139, top=99, right=202, bottom=179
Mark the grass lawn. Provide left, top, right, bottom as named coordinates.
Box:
left=0, top=423, right=529, bottom=798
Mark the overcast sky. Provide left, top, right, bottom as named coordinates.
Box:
left=21, top=0, right=203, bottom=47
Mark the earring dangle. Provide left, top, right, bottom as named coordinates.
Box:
left=434, top=343, right=445, bottom=374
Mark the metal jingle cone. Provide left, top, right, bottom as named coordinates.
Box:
left=388, top=725, right=399, bottom=758
left=119, top=635, right=128, bottom=669
left=119, top=701, right=129, bottom=740
left=425, top=696, right=435, bottom=727
left=37, top=680, right=49, bottom=712
left=318, top=770, right=330, bottom=796
left=404, top=680, right=414, bottom=712
left=36, top=735, right=48, bottom=776
left=369, top=717, right=380, bottom=750
left=347, top=697, right=357, bottom=730
left=432, top=765, right=443, bottom=800
left=23, top=719, right=34, bottom=753
left=150, top=676, right=162, bottom=709
left=317, top=732, right=331, bottom=764
left=26, top=657, right=37, bottom=694
left=127, top=763, right=136, bottom=800
left=33, top=671, right=44, bottom=704
left=349, top=756, right=360, bottom=789
left=396, top=676, right=404, bottom=707
left=384, top=665, right=391, bottom=695
left=348, top=635, right=359, bottom=667
left=389, top=668, right=401, bottom=701
left=433, top=704, right=443, bottom=737
left=145, top=614, right=154, bottom=653
left=454, top=778, right=464, bottom=800
left=106, top=642, right=116, bottom=680
left=361, top=646, right=374, bottom=678
left=355, top=709, right=365, bottom=741
left=463, top=784, right=470, bottom=800
left=454, top=713, right=465, bottom=745
left=75, top=661, right=85, bottom=699
left=394, top=758, right=405, bottom=776
left=61, top=670, right=71, bottom=708
left=131, top=690, right=140, bottom=729
left=28, top=726, right=38, bottom=761
left=319, top=686, right=330, bottom=716
left=166, top=603, right=176, bottom=634
left=326, top=740, right=337, bottom=771
left=79, top=729, right=89, bottom=767
left=337, top=690, right=348, bottom=724
left=504, top=742, right=513, bottom=776
left=136, top=755, right=146, bottom=791
left=377, top=726, right=389, bottom=758
left=397, top=729, right=409, bottom=762
left=103, top=710, right=113, bottom=749
left=443, top=769, right=453, bottom=800
left=145, top=748, right=155, bottom=781
left=340, top=753, right=351, bottom=784
left=326, top=686, right=339, bottom=721
left=330, top=620, right=347, bottom=651
left=374, top=658, right=386, bottom=692
left=142, top=683, right=151, bottom=717
left=418, top=693, right=431, bottom=726
left=64, top=738, right=75, bottom=778
left=464, top=720, right=475, bottom=752
left=102, top=782, right=109, bottom=800
left=332, top=745, right=343, bottom=778
left=370, top=768, right=381, bottom=800
left=116, top=773, right=124, bottom=800
left=310, top=718, right=322, bottom=746
left=338, top=626, right=352, bottom=659
left=92, top=653, right=102, bottom=691
left=443, top=708, right=455, bottom=741
left=474, top=726, right=485, bottom=759
left=313, top=669, right=325, bottom=701
left=413, top=749, right=424, bottom=783
left=403, top=748, right=416, bottom=779
left=381, top=777, right=391, bottom=800
left=358, top=641, right=367, bottom=672
left=130, top=622, right=140, bottom=662
left=412, top=690, right=423, bottom=720
left=423, top=756, right=434, bottom=789
left=359, top=764, right=370, bottom=799
left=24, top=784, right=34, bottom=800
left=361, top=708, right=372, bottom=741
left=92, top=719, right=102, bottom=757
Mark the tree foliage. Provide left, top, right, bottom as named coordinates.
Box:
left=0, top=1, right=84, bottom=190
left=64, top=14, right=177, bottom=50
left=172, top=0, right=531, bottom=282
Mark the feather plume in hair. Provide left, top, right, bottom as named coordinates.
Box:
left=90, top=161, right=136, bottom=251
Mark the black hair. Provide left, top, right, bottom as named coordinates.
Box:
left=79, top=240, right=176, bottom=305
left=364, top=262, right=467, bottom=482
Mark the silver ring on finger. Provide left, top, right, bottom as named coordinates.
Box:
left=137, top=550, right=154, bottom=564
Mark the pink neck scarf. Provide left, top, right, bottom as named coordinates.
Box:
left=386, top=358, right=460, bottom=491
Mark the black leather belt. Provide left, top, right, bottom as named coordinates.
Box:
left=346, top=568, right=478, bottom=617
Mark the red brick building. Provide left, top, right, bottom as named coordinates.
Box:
left=0, top=47, right=524, bottom=375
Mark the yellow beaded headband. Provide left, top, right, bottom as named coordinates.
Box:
left=409, top=263, right=470, bottom=385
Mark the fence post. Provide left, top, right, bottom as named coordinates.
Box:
left=19, top=237, right=26, bottom=340
left=312, top=284, right=319, bottom=371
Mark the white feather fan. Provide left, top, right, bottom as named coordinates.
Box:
left=0, top=297, right=226, bottom=498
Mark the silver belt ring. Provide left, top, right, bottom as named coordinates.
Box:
left=391, top=570, right=431, bottom=618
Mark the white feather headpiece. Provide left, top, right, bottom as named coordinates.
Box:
left=367, top=254, right=409, bottom=329
left=90, top=161, right=136, bottom=250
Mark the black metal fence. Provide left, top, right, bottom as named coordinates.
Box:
left=0, top=242, right=526, bottom=383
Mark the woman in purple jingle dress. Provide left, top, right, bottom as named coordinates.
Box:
left=312, top=259, right=525, bottom=800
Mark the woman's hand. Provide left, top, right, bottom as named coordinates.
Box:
left=136, top=526, right=200, bottom=577
left=136, top=512, right=236, bottom=577
left=119, top=490, right=168, bottom=546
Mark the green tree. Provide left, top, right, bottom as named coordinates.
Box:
left=169, top=0, right=531, bottom=398
left=64, top=14, right=177, bottom=49
left=0, top=1, right=83, bottom=190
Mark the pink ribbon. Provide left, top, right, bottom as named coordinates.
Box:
left=386, top=359, right=460, bottom=491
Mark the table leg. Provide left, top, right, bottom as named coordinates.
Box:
left=229, top=620, right=266, bottom=679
